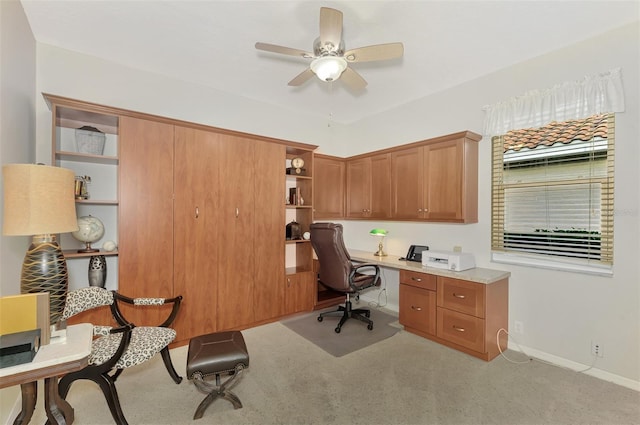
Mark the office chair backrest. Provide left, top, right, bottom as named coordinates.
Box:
left=310, top=222, right=353, bottom=292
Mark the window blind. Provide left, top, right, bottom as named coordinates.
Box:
left=492, top=114, right=614, bottom=266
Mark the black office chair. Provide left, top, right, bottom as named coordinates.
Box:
left=310, top=222, right=381, bottom=333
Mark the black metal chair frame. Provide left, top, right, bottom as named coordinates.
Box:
left=56, top=289, right=183, bottom=425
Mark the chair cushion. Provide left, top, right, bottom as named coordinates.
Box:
left=90, top=326, right=176, bottom=369
left=187, top=331, right=249, bottom=378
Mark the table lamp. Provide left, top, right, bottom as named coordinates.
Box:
left=370, top=228, right=388, bottom=257
left=2, top=164, right=78, bottom=331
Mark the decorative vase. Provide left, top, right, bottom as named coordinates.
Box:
left=88, top=255, right=107, bottom=288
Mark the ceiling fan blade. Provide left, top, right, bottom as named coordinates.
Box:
left=288, top=68, right=315, bottom=86
left=255, top=42, right=314, bottom=59
left=319, top=7, right=343, bottom=48
left=343, top=42, right=404, bottom=63
left=340, top=67, right=367, bottom=90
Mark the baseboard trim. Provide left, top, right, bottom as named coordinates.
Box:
left=507, top=341, right=639, bottom=392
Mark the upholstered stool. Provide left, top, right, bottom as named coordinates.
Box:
left=186, top=331, right=250, bottom=420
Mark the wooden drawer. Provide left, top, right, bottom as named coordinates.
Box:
left=400, top=270, right=436, bottom=291
left=437, top=276, right=485, bottom=318
left=399, top=283, right=436, bottom=336
left=437, top=308, right=484, bottom=353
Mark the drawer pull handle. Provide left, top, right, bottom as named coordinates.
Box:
left=411, top=306, right=422, bottom=311
left=411, top=277, right=422, bottom=282
left=453, top=293, right=465, bottom=299
left=453, top=325, right=465, bottom=332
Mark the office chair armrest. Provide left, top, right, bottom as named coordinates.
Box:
left=349, top=263, right=381, bottom=291
left=111, top=292, right=183, bottom=328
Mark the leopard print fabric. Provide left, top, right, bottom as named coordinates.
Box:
left=89, top=326, right=176, bottom=368
left=62, top=287, right=114, bottom=320
left=133, top=297, right=165, bottom=306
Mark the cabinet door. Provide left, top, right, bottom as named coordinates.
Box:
left=423, top=140, right=463, bottom=221
left=217, top=135, right=256, bottom=330
left=119, top=117, right=174, bottom=325
left=369, top=153, right=392, bottom=219
left=253, top=141, right=286, bottom=322
left=285, top=271, right=314, bottom=314
left=391, top=147, right=423, bottom=219
left=346, top=157, right=371, bottom=218
left=173, top=126, right=220, bottom=340
left=399, top=284, right=436, bottom=336
left=314, top=156, right=345, bottom=219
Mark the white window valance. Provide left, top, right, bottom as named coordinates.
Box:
left=483, top=68, right=625, bottom=135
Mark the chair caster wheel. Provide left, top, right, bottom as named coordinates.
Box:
left=365, top=311, right=371, bottom=318
left=317, top=316, right=323, bottom=322
left=335, top=327, right=341, bottom=333
left=367, top=324, right=373, bottom=330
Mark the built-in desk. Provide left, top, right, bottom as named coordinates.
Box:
left=349, top=250, right=510, bottom=361
left=0, top=323, right=93, bottom=424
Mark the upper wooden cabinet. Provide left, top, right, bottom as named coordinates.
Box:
left=346, top=153, right=391, bottom=219
left=315, top=131, right=481, bottom=223
left=313, top=154, right=345, bottom=219
left=392, top=134, right=479, bottom=222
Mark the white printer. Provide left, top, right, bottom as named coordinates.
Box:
left=422, top=250, right=476, bottom=271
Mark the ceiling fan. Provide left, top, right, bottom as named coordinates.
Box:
left=255, top=7, right=403, bottom=90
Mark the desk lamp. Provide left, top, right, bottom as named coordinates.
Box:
left=370, top=228, right=388, bottom=257
left=2, top=164, right=78, bottom=332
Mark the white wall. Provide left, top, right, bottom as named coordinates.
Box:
left=338, top=22, right=640, bottom=388
left=4, top=14, right=637, bottom=393
left=0, top=0, right=36, bottom=421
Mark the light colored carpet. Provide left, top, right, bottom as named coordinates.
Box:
left=19, top=311, right=640, bottom=425
left=281, top=307, right=400, bottom=357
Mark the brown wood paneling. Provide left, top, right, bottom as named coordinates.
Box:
left=118, top=116, right=174, bottom=326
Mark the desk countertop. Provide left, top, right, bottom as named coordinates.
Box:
left=0, top=323, right=93, bottom=388
left=349, top=249, right=510, bottom=284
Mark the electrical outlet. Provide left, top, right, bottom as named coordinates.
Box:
left=453, top=246, right=462, bottom=253
left=591, top=341, right=604, bottom=357
left=514, top=321, right=524, bottom=334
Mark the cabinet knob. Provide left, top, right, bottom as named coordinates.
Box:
left=411, top=305, right=422, bottom=311
left=453, top=293, right=465, bottom=299
left=411, top=277, right=422, bottom=282
left=195, top=206, right=199, bottom=218
left=235, top=207, right=239, bottom=218
left=417, top=208, right=422, bottom=212
left=453, top=325, right=466, bottom=332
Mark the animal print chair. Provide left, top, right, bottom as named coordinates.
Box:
left=58, top=286, right=183, bottom=425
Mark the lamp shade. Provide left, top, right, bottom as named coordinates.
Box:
left=369, top=228, right=388, bottom=237
left=3, top=164, right=78, bottom=236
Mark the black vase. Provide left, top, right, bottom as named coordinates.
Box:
left=88, top=255, right=107, bottom=288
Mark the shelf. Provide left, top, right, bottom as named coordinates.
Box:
left=285, top=205, right=313, bottom=209
left=75, top=199, right=118, bottom=205
left=286, top=174, right=312, bottom=180
left=63, top=249, right=118, bottom=259
left=285, top=266, right=313, bottom=275
left=56, top=150, right=118, bottom=165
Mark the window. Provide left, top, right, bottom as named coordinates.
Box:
left=491, top=114, right=614, bottom=275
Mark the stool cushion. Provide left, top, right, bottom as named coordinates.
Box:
left=187, top=331, right=249, bottom=379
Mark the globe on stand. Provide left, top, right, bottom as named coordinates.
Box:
left=72, top=215, right=105, bottom=253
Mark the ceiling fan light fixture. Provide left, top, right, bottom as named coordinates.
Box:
left=310, top=56, right=347, bottom=82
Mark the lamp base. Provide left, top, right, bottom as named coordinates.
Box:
left=21, top=234, right=69, bottom=326
left=374, top=239, right=387, bottom=257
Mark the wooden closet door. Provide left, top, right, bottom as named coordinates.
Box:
left=173, top=126, right=220, bottom=341
left=253, top=140, right=285, bottom=322
left=217, top=135, right=256, bottom=330
left=119, top=116, right=174, bottom=325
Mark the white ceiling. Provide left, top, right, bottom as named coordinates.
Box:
left=20, top=0, right=639, bottom=124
